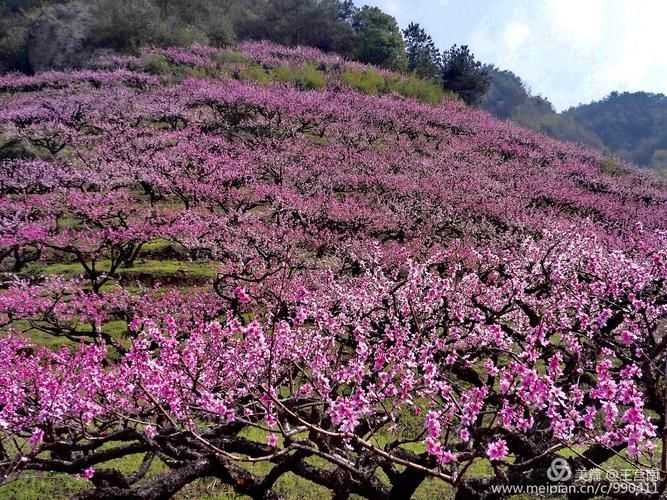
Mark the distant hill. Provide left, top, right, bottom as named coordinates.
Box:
left=480, top=66, right=604, bottom=150
left=564, top=91, right=667, bottom=171
left=481, top=67, right=667, bottom=173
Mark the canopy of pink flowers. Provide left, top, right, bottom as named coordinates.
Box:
left=0, top=42, right=666, bottom=497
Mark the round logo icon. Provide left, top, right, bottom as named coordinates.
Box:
left=547, top=457, right=572, bottom=482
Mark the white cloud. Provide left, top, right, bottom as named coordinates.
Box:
left=571, top=0, right=667, bottom=107
left=382, top=0, right=401, bottom=15
left=374, top=0, right=667, bottom=109
left=503, top=20, right=530, bottom=52
left=462, top=0, right=667, bottom=110
left=545, top=0, right=605, bottom=47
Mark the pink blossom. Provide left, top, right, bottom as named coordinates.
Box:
left=235, top=287, right=251, bottom=303
left=28, top=428, right=44, bottom=447
left=144, top=425, right=157, bottom=439
left=0, top=41, right=665, bottom=497
left=487, top=439, right=508, bottom=461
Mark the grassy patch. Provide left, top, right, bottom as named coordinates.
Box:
left=31, top=259, right=217, bottom=280
left=142, top=54, right=170, bottom=75
left=600, top=157, right=630, bottom=176
left=1, top=318, right=129, bottom=349
left=385, top=75, right=449, bottom=105
left=1, top=444, right=170, bottom=500
left=5, top=326, right=78, bottom=349
left=341, top=69, right=455, bottom=104
left=216, top=50, right=248, bottom=66
left=270, top=64, right=326, bottom=90
left=140, top=238, right=173, bottom=253
left=341, top=68, right=385, bottom=94
left=122, top=259, right=217, bottom=278
left=238, top=64, right=272, bottom=86
left=0, top=473, right=89, bottom=500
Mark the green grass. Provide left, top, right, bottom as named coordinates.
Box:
left=7, top=325, right=77, bottom=349
left=238, top=64, right=272, bottom=86
left=385, top=75, right=450, bottom=105
left=270, top=64, right=327, bottom=90
left=1, top=318, right=129, bottom=349
left=341, top=68, right=385, bottom=95
left=0, top=442, right=169, bottom=500
left=2, top=421, right=653, bottom=499
left=118, top=259, right=217, bottom=278
left=140, top=238, right=173, bottom=253
left=27, top=259, right=217, bottom=280
left=215, top=50, right=248, bottom=66
left=140, top=54, right=221, bottom=83
left=341, top=68, right=455, bottom=104
left=600, top=157, right=630, bottom=176
left=0, top=473, right=89, bottom=500
left=142, top=54, right=171, bottom=75
left=236, top=63, right=328, bottom=90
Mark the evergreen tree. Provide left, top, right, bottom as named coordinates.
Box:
left=351, top=6, right=407, bottom=71
left=402, top=22, right=440, bottom=81
left=440, top=44, right=490, bottom=106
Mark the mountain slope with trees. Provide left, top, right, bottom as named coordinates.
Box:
left=0, top=1, right=490, bottom=104
left=480, top=66, right=605, bottom=150
left=2, top=0, right=666, bottom=171
left=565, top=91, right=667, bottom=172
left=481, top=68, right=667, bottom=172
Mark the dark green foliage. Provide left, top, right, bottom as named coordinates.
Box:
left=90, top=0, right=162, bottom=51
left=235, top=0, right=355, bottom=55
left=481, top=66, right=605, bottom=151
left=402, top=22, right=440, bottom=81
left=3, top=0, right=240, bottom=71
left=27, top=2, right=102, bottom=72
left=155, top=0, right=237, bottom=46
left=0, top=0, right=406, bottom=73
left=440, top=44, right=490, bottom=106
left=90, top=0, right=210, bottom=52
left=481, top=66, right=531, bottom=119
left=351, top=6, right=407, bottom=71
left=0, top=6, right=30, bottom=72
left=564, top=91, right=667, bottom=166
left=337, top=0, right=357, bottom=23
left=524, top=112, right=606, bottom=150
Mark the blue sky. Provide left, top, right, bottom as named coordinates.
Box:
left=355, top=0, right=667, bottom=111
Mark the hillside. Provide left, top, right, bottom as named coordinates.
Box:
left=481, top=66, right=606, bottom=150
left=565, top=91, right=667, bottom=171
left=1, top=43, right=667, bottom=498
left=481, top=68, right=667, bottom=171
left=5, top=0, right=666, bottom=173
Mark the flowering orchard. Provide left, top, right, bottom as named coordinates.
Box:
left=1, top=43, right=667, bottom=498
